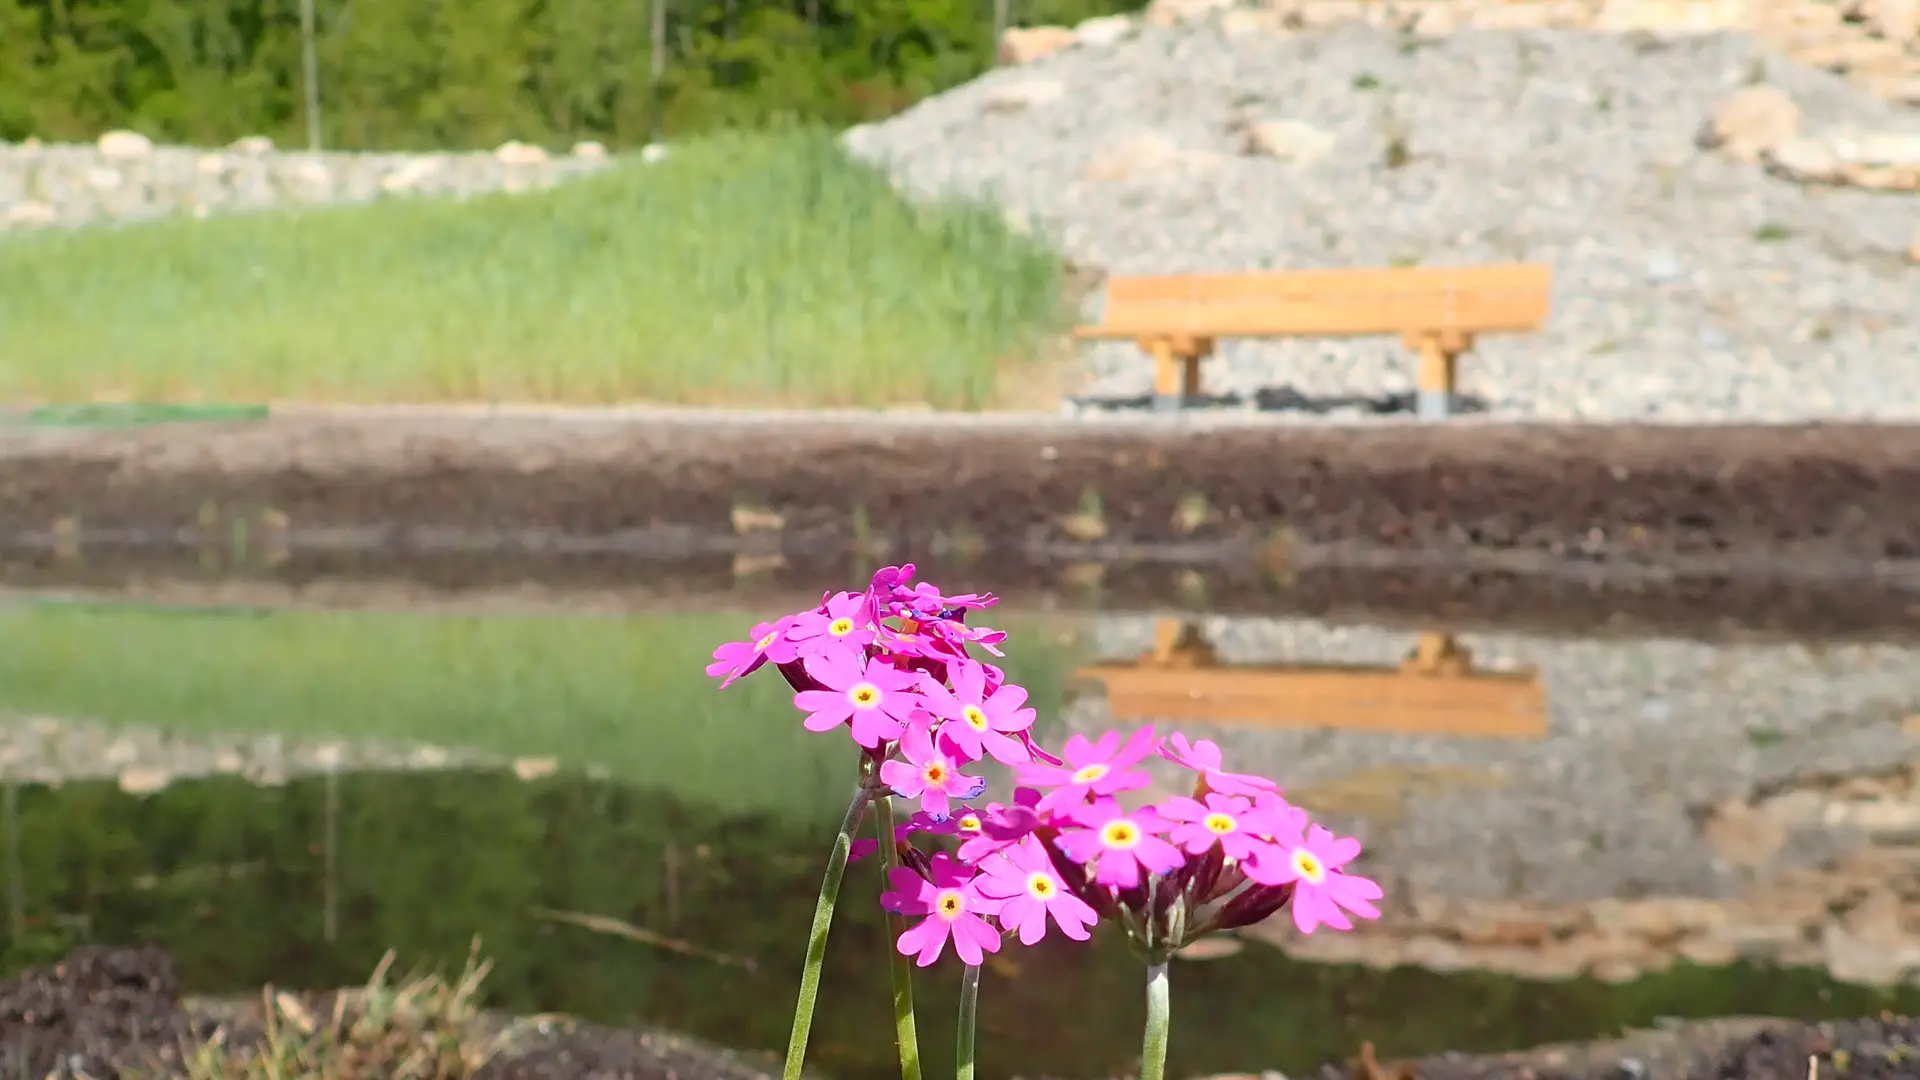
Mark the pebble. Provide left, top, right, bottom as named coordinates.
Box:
left=842, top=24, right=1920, bottom=423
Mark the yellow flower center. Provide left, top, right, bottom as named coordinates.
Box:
left=1070, top=763, right=1109, bottom=785
left=935, top=888, right=966, bottom=920
left=848, top=682, right=881, bottom=709
left=962, top=705, right=990, bottom=731
left=1291, top=848, right=1326, bottom=885
left=957, top=814, right=981, bottom=833
left=1025, top=872, right=1057, bottom=900
left=1099, top=820, right=1141, bottom=850
left=1203, top=812, right=1238, bottom=835
left=755, top=632, right=777, bottom=650
left=828, top=617, right=855, bottom=637
left=924, top=762, right=947, bottom=785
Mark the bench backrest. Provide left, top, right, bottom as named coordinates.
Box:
left=1093, top=263, right=1553, bottom=338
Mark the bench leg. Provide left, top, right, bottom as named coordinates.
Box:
left=1413, top=335, right=1459, bottom=421
left=1149, top=339, right=1184, bottom=412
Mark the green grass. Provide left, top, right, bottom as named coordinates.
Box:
left=0, top=603, right=1084, bottom=823
left=0, top=130, right=1065, bottom=410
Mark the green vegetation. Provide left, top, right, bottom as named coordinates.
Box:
left=0, top=601, right=1083, bottom=820
left=0, top=131, right=1065, bottom=408
left=0, top=0, right=1143, bottom=147
left=8, top=771, right=1920, bottom=1080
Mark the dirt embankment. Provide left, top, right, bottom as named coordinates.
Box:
left=4, top=548, right=1919, bottom=643
left=2, top=415, right=1916, bottom=576
left=6, top=946, right=1919, bottom=1080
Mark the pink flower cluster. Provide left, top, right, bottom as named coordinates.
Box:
left=708, top=566, right=1382, bottom=967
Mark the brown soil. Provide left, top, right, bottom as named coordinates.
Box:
left=0, top=946, right=779, bottom=1080
left=3, top=547, right=1918, bottom=646
left=10, top=948, right=1920, bottom=1080
left=1313, top=1017, right=1920, bottom=1080
left=2, top=417, right=1915, bottom=575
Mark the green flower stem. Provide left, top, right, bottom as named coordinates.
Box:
left=874, top=793, right=925, bottom=1080
left=956, top=964, right=981, bottom=1080
left=1141, top=962, right=1172, bottom=1080
left=781, top=785, right=874, bottom=1080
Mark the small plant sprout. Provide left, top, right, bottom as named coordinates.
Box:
left=708, top=566, right=1382, bottom=1080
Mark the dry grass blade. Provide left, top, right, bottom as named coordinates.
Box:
left=529, top=906, right=759, bottom=972
left=170, top=940, right=507, bottom=1080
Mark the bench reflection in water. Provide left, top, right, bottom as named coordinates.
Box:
left=1075, top=618, right=1548, bottom=739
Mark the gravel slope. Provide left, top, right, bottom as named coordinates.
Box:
left=843, top=23, right=1920, bottom=422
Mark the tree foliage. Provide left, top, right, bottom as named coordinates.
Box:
left=0, top=0, right=1145, bottom=147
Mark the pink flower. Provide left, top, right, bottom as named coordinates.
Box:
left=956, top=794, right=1041, bottom=862
left=1159, top=734, right=1278, bottom=798
left=705, top=617, right=800, bottom=689
left=976, top=836, right=1099, bottom=945
left=917, top=660, right=1034, bottom=766
left=1017, top=726, right=1157, bottom=814
left=1242, top=821, right=1382, bottom=934
left=849, top=838, right=880, bottom=863
left=880, top=723, right=986, bottom=820
left=1244, top=790, right=1309, bottom=841
left=1053, top=800, right=1184, bottom=889
left=899, top=581, right=996, bottom=617
left=866, top=564, right=917, bottom=611
left=881, top=853, right=1005, bottom=967
left=788, top=592, right=876, bottom=660
left=793, top=652, right=917, bottom=748
left=898, top=806, right=988, bottom=840
left=1156, top=792, right=1272, bottom=861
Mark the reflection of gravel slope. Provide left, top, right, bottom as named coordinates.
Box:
left=1074, top=616, right=1920, bottom=904
left=844, top=25, right=1919, bottom=421
left=1067, top=617, right=1920, bottom=984
left=0, top=716, right=519, bottom=791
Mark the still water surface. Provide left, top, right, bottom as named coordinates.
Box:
left=1, top=574, right=1917, bottom=1078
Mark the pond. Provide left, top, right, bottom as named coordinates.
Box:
left=2, top=560, right=1919, bottom=1079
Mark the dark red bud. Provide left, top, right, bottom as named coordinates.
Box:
left=776, top=659, right=822, bottom=694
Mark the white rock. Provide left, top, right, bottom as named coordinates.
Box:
left=640, top=142, right=670, bottom=164
left=85, top=166, right=124, bottom=192
left=117, top=766, right=172, bottom=796
left=1836, top=131, right=1920, bottom=167
left=1082, top=131, right=1190, bottom=180
left=1242, top=118, right=1337, bottom=163
left=1074, top=13, right=1135, bottom=46
left=1866, top=0, right=1919, bottom=40
left=494, top=139, right=551, bottom=166
left=381, top=157, right=443, bottom=193
left=286, top=158, right=331, bottom=188
left=3, top=201, right=58, bottom=226
left=999, top=25, right=1077, bottom=65
left=1706, top=85, right=1801, bottom=163
left=96, top=129, right=153, bottom=160
left=1764, top=135, right=1843, bottom=181
left=983, top=78, right=1066, bottom=112
left=570, top=139, right=608, bottom=159
left=1145, top=0, right=1236, bottom=25
left=227, top=134, right=275, bottom=155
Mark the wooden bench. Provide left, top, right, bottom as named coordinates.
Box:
left=1072, top=263, right=1554, bottom=418
left=1074, top=618, right=1548, bottom=739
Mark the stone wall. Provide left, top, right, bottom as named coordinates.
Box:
left=0, top=132, right=637, bottom=232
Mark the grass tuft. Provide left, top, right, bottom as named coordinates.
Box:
left=176, top=945, right=505, bottom=1080
left=0, top=130, right=1065, bottom=410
